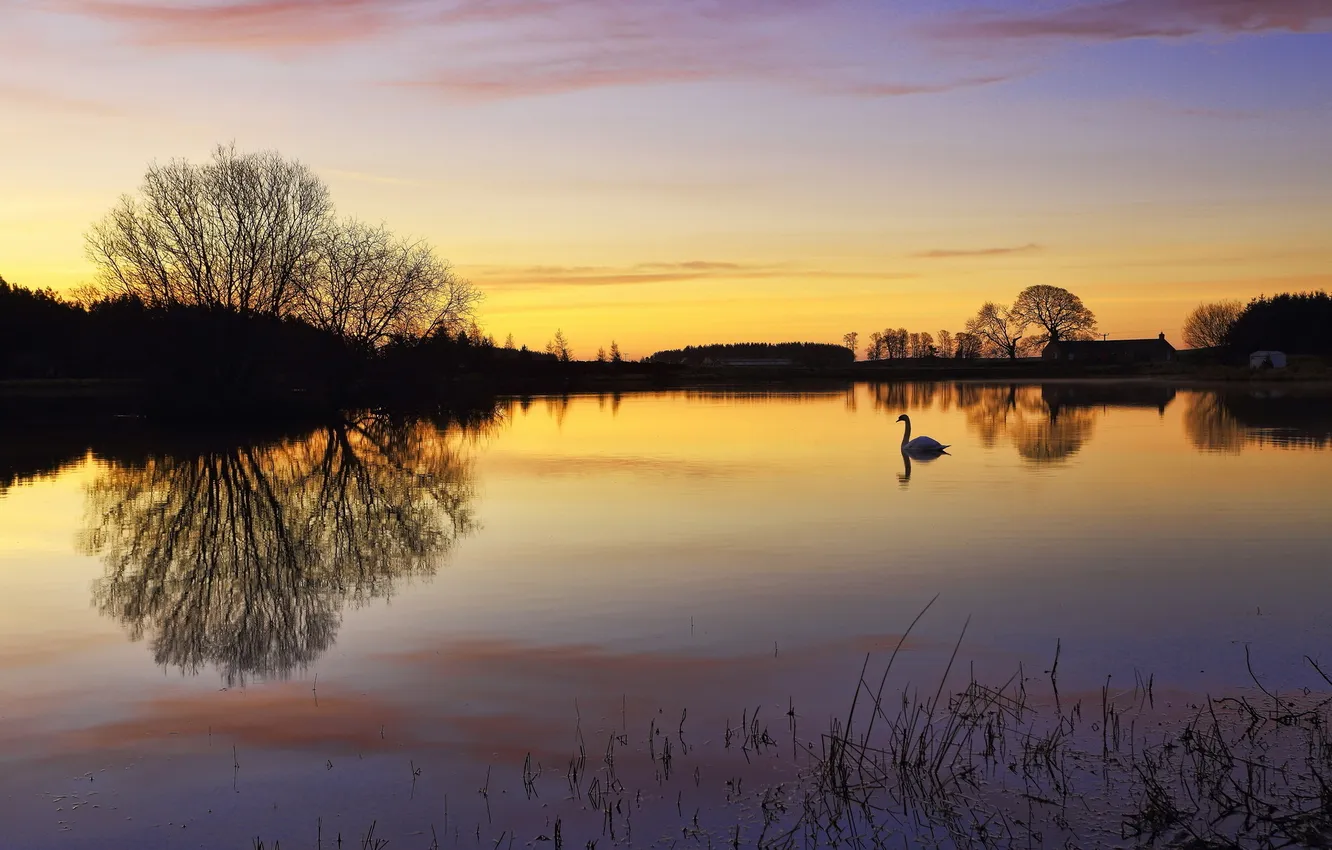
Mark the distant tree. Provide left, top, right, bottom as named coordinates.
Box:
left=842, top=331, right=859, bottom=356
left=953, top=331, right=981, bottom=359
left=880, top=328, right=909, bottom=359
left=1225, top=292, right=1332, bottom=356
left=547, top=329, right=572, bottom=362
left=1182, top=299, right=1243, bottom=349
left=936, top=330, right=955, bottom=359
left=610, top=340, right=623, bottom=362
left=909, top=331, right=935, bottom=358
left=503, top=333, right=516, bottom=350
left=646, top=342, right=853, bottom=368
left=966, top=302, right=1029, bottom=359
left=865, top=332, right=884, bottom=361
left=596, top=346, right=608, bottom=362
left=1011, top=285, right=1097, bottom=345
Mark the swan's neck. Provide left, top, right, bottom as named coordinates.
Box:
left=900, top=417, right=911, bottom=446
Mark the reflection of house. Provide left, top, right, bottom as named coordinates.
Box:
left=1042, top=334, right=1176, bottom=364
left=1041, top=383, right=1176, bottom=415
left=1249, top=351, right=1287, bottom=369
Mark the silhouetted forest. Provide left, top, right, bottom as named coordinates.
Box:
left=1225, top=292, right=1332, bottom=356
left=0, top=276, right=667, bottom=416
left=646, top=342, right=855, bottom=368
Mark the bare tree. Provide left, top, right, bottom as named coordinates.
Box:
left=909, top=331, right=935, bottom=358
left=881, top=328, right=909, bottom=359
left=610, top=340, right=623, bottom=362
left=300, top=218, right=480, bottom=350
left=865, top=331, right=884, bottom=361
left=503, top=333, right=516, bottom=350
left=87, top=144, right=480, bottom=350
left=936, top=330, right=954, bottom=359
left=966, top=302, right=1029, bottom=359
left=596, top=346, right=608, bottom=362
left=86, top=144, right=331, bottom=316
left=1011, top=284, right=1097, bottom=345
left=1182, top=299, right=1243, bottom=349
left=842, top=331, right=859, bottom=356
left=953, top=331, right=981, bottom=359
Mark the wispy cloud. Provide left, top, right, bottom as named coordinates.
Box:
left=914, top=243, right=1043, bottom=259
left=0, top=81, right=125, bottom=117
left=53, top=0, right=1023, bottom=100
left=474, top=261, right=784, bottom=290
left=932, top=0, right=1332, bottom=44
left=834, top=74, right=1015, bottom=98
left=61, top=0, right=401, bottom=48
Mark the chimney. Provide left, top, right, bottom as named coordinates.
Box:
left=1159, top=332, right=1165, bottom=341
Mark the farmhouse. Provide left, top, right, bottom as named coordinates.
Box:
left=1042, top=333, right=1176, bottom=364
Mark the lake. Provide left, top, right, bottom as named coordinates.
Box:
left=2, top=381, right=1330, bottom=849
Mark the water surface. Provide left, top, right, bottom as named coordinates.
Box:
left=1, top=382, right=1329, bottom=848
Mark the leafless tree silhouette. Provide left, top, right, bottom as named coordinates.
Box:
left=301, top=218, right=480, bottom=350
left=87, top=144, right=330, bottom=316
left=85, top=144, right=480, bottom=348
left=966, top=302, right=1030, bottom=359
left=1182, top=299, right=1243, bottom=349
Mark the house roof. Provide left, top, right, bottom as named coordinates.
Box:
left=1046, top=338, right=1175, bottom=352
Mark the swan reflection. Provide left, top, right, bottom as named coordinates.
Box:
left=80, top=413, right=492, bottom=685
left=898, top=448, right=947, bottom=487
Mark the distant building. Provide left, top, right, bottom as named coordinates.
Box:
left=1249, top=351, right=1287, bottom=369
left=702, top=357, right=796, bottom=367
left=1041, top=333, right=1177, bottom=364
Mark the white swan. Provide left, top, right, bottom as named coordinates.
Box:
left=897, top=414, right=949, bottom=453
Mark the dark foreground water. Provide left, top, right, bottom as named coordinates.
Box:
left=1, top=382, right=1330, bottom=848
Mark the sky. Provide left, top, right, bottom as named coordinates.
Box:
left=1, top=0, right=1330, bottom=357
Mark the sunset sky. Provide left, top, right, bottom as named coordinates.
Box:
left=2, top=0, right=1330, bottom=357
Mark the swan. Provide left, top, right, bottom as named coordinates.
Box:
left=897, top=414, right=949, bottom=453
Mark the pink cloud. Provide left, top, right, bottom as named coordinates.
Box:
left=56, top=0, right=1017, bottom=100
left=62, top=0, right=399, bottom=48
left=933, top=0, right=1332, bottom=43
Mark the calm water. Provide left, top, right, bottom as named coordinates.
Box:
left=1, top=382, right=1330, bottom=848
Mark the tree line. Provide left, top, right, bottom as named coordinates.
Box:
left=646, top=342, right=854, bottom=368
left=848, top=284, right=1099, bottom=361
left=1183, top=292, right=1332, bottom=357
left=0, top=146, right=615, bottom=411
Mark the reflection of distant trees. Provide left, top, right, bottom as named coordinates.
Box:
left=81, top=414, right=489, bottom=685
left=1183, top=393, right=1245, bottom=454
left=872, top=383, right=1097, bottom=464
left=1184, top=391, right=1332, bottom=452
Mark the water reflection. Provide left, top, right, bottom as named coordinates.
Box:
left=870, top=382, right=1186, bottom=464
left=871, top=383, right=1101, bottom=464
left=898, top=449, right=945, bottom=487
left=79, top=414, right=489, bottom=685
left=1185, top=389, right=1332, bottom=452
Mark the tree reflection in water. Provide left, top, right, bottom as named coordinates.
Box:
left=81, top=412, right=492, bottom=685
left=871, top=383, right=1101, bottom=464
left=1184, top=390, right=1332, bottom=452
